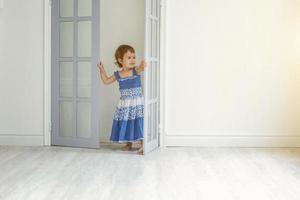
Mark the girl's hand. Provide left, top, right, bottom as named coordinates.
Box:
left=136, top=60, right=147, bottom=75
left=97, top=62, right=116, bottom=84
left=97, top=62, right=105, bottom=74
left=139, top=60, right=147, bottom=69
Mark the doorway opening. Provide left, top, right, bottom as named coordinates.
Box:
left=47, top=0, right=162, bottom=155
left=99, top=0, right=146, bottom=152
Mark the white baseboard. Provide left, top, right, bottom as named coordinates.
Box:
left=165, top=134, right=300, bottom=147
left=0, top=135, right=44, bottom=146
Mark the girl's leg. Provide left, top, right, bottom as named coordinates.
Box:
left=121, top=142, right=132, bottom=151
left=137, top=140, right=143, bottom=155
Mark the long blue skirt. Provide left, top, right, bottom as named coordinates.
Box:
left=110, top=104, right=144, bottom=143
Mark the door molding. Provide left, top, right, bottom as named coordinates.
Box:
left=159, top=0, right=167, bottom=149
left=43, top=0, right=167, bottom=148
left=44, top=0, right=52, bottom=146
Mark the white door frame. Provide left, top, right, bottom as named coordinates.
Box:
left=43, top=0, right=167, bottom=148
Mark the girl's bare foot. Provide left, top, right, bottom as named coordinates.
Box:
left=121, top=142, right=132, bottom=151
left=137, top=147, right=143, bottom=155
left=137, top=139, right=143, bottom=155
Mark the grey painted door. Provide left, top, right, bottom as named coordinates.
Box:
left=51, top=0, right=100, bottom=148
left=144, top=0, right=161, bottom=154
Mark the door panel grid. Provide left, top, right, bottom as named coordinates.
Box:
left=52, top=0, right=100, bottom=148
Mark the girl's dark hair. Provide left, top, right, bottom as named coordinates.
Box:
left=114, top=44, right=135, bottom=68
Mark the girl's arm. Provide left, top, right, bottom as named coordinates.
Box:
left=97, top=62, right=116, bottom=84
left=135, top=60, right=147, bottom=75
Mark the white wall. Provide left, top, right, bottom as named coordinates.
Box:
left=164, top=0, right=300, bottom=146
left=99, top=0, right=144, bottom=142
left=0, top=0, right=44, bottom=145
left=1, top=0, right=300, bottom=147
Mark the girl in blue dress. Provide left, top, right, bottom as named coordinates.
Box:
left=97, top=44, right=146, bottom=155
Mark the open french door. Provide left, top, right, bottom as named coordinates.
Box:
left=143, top=0, right=161, bottom=154
left=51, top=0, right=100, bottom=148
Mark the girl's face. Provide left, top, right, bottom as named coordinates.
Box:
left=118, top=51, right=136, bottom=69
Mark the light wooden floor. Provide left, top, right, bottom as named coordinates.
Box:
left=1, top=145, right=300, bottom=200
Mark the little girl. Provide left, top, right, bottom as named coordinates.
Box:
left=97, top=44, right=146, bottom=155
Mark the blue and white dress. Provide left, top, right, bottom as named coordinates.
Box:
left=110, top=67, right=144, bottom=143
